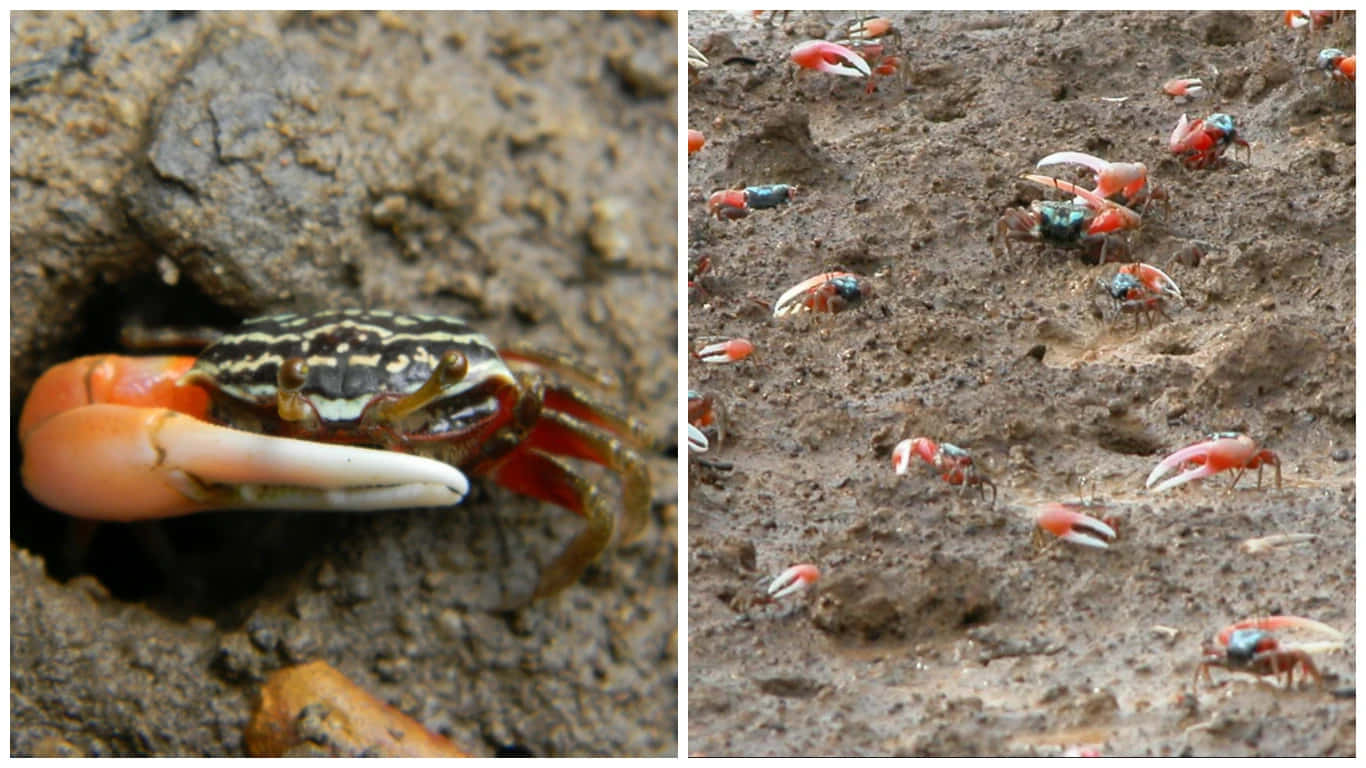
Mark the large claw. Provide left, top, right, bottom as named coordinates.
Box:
left=1035, top=503, right=1116, bottom=549
left=1035, top=151, right=1149, bottom=202
left=21, top=404, right=468, bottom=522
left=790, top=40, right=871, bottom=78
left=687, top=423, right=710, bottom=453
left=1145, top=452, right=1221, bottom=493
left=1215, top=614, right=1346, bottom=647
left=767, top=563, right=820, bottom=599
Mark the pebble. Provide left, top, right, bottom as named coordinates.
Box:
left=1331, top=448, right=1351, bottom=462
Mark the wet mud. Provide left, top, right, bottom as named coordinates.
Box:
left=687, top=10, right=1354, bottom=757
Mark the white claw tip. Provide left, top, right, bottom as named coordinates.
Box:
left=768, top=563, right=820, bottom=599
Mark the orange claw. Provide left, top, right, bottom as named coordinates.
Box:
left=1162, top=77, right=1204, bottom=98
left=768, top=563, right=820, bottom=599
left=1214, top=614, right=1345, bottom=647
left=694, top=338, right=754, bottom=364
left=688, top=129, right=705, bottom=155
left=20, top=355, right=469, bottom=522
left=1035, top=503, right=1116, bottom=549
left=1145, top=432, right=1281, bottom=493
left=707, top=189, right=748, bottom=220
left=790, top=40, right=871, bottom=78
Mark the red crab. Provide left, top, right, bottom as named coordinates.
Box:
left=1170, top=113, right=1251, bottom=169
left=18, top=309, right=651, bottom=599
left=892, top=436, right=997, bottom=504
left=1196, top=615, right=1344, bottom=688
left=1146, top=432, right=1280, bottom=493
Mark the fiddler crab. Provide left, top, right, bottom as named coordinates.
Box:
left=892, top=436, right=997, bottom=505
left=1146, top=432, right=1280, bottom=493
left=1101, top=262, right=1183, bottom=329
left=687, top=390, right=725, bottom=454
left=1034, top=502, right=1117, bottom=550
left=1036, top=151, right=1170, bottom=217
left=1317, top=48, right=1355, bottom=84
left=773, top=271, right=869, bottom=316
left=995, top=173, right=1142, bottom=263
left=707, top=184, right=798, bottom=220
left=1196, top=615, right=1345, bottom=688
left=18, top=309, right=651, bottom=599
left=1170, top=113, right=1251, bottom=169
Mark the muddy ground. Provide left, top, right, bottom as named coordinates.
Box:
left=688, top=10, right=1353, bottom=757
left=11, top=11, right=676, bottom=756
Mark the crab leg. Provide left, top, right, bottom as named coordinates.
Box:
left=21, top=404, right=469, bottom=522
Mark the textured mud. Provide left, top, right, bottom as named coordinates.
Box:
left=687, top=10, right=1353, bottom=757
left=12, top=11, right=676, bottom=756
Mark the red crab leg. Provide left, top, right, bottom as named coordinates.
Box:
left=519, top=409, right=651, bottom=540
left=21, top=355, right=468, bottom=522
left=483, top=445, right=616, bottom=599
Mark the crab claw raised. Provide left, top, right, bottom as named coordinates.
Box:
left=1035, top=503, right=1116, bottom=549
left=21, top=403, right=469, bottom=522
left=790, top=40, right=871, bottom=78
left=768, top=563, right=820, bottom=599
left=1035, top=151, right=1150, bottom=203
left=1145, top=432, right=1280, bottom=493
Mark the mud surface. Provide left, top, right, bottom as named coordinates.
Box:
left=12, top=11, right=676, bottom=756
left=687, top=10, right=1354, bottom=757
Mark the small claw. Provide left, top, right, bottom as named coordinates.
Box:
left=790, top=40, right=871, bottom=78
left=21, top=404, right=468, bottom=522
left=696, top=338, right=754, bottom=364
left=767, top=563, right=820, bottom=599
left=687, top=423, right=709, bottom=453
left=1036, top=504, right=1116, bottom=549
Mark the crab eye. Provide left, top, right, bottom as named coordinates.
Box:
left=278, top=357, right=310, bottom=392
left=436, top=349, right=469, bottom=385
